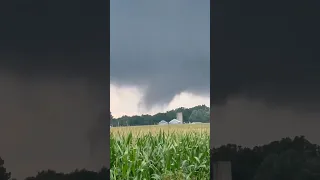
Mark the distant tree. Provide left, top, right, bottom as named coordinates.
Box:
left=111, top=105, right=210, bottom=126
left=303, top=156, right=320, bottom=179
left=254, top=149, right=305, bottom=180
left=211, top=136, right=320, bottom=180
left=0, top=158, right=11, bottom=180
left=188, top=107, right=210, bottom=123
left=23, top=167, right=108, bottom=180
left=253, top=154, right=279, bottom=180
left=97, top=167, right=109, bottom=179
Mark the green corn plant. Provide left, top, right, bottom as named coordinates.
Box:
left=110, top=130, right=210, bottom=180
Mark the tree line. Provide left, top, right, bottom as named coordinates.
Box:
left=0, top=163, right=109, bottom=180
left=110, top=105, right=210, bottom=126
left=211, top=136, right=320, bottom=180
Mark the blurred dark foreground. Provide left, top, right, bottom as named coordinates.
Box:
left=211, top=136, right=320, bottom=180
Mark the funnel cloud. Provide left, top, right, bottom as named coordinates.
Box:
left=110, top=0, right=210, bottom=109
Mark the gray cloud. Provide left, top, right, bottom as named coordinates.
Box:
left=110, top=0, right=320, bottom=111
left=0, top=0, right=108, bottom=179
left=110, top=0, right=210, bottom=109
left=211, top=0, right=320, bottom=109
left=210, top=0, right=320, bottom=148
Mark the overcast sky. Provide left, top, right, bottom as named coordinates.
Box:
left=210, top=0, right=320, bottom=148
left=110, top=0, right=210, bottom=117
left=0, top=0, right=210, bottom=179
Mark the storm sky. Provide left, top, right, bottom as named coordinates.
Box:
left=211, top=0, right=320, bottom=148
left=0, top=0, right=210, bottom=179
left=0, top=0, right=109, bottom=179
left=2, top=0, right=320, bottom=178
left=110, top=0, right=210, bottom=116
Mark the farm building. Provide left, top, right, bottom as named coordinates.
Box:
left=158, top=120, right=168, bottom=125
left=191, top=122, right=202, bottom=124
left=169, top=119, right=182, bottom=124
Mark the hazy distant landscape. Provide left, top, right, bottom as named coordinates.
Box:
left=111, top=105, right=210, bottom=127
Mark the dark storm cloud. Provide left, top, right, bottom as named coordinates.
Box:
left=110, top=0, right=210, bottom=109
left=0, top=0, right=108, bottom=80
left=211, top=0, right=320, bottom=109
left=0, top=0, right=108, bottom=179
left=210, top=0, right=320, bottom=148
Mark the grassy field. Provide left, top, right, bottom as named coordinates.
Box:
left=110, top=124, right=210, bottom=180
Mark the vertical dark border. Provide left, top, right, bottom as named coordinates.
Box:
left=210, top=0, right=214, bottom=178
left=106, top=0, right=111, bottom=177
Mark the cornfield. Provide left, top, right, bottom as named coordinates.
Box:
left=110, top=124, right=210, bottom=180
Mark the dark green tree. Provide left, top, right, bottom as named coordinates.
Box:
left=0, top=158, right=11, bottom=180
left=211, top=136, right=320, bottom=180
left=24, top=167, right=108, bottom=180
left=112, top=105, right=210, bottom=126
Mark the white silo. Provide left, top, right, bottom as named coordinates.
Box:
left=176, top=112, right=183, bottom=124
